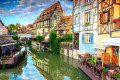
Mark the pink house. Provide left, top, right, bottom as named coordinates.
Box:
left=0, top=19, right=8, bottom=35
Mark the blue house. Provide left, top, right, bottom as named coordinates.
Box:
left=73, top=0, right=98, bottom=54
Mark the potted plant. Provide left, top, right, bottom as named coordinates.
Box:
left=112, top=17, right=120, bottom=23
left=100, top=67, right=109, bottom=72
left=78, top=54, right=81, bottom=58
left=70, top=44, right=72, bottom=46
left=108, top=72, right=118, bottom=80
left=85, top=22, right=90, bottom=26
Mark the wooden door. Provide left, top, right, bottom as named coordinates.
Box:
left=112, top=46, right=119, bottom=64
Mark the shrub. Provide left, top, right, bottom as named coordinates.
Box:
left=12, top=36, right=19, bottom=40
left=62, top=33, right=72, bottom=42
left=26, top=39, right=31, bottom=46
left=49, top=31, right=64, bottom=54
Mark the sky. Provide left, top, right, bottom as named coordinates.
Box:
left=0, top=0, right=73, bottom=26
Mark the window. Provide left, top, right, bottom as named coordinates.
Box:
left=59, top=31, right=63, bottom=35
left=75, top=16, right=78, bottom=24
left=101, top=0, right=105, bottom=2
left=85, top=13, right=90, bottom=23
left=85, top=33, right=90, bottom=43
left=75, top=0, right=79, bottom=6
left=100, top=10, right=110, bottom=24
left=58, top=24, right=61, bottom=27
left=113, top=46, right=119, bottom=59
left=43, top=29, right=44, bottom=34
left=114, top=0, right=120, bottom=4
left=86, top=0, right=90, bottom=4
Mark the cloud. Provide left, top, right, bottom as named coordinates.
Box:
left=3, top=1, right=10, bottom=4
left=0, top=0, right=73, bottom=26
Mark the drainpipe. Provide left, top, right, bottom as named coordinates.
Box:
left=72, top=0, right=74, bottom=59
left=110, top=0, right=113, bottom=37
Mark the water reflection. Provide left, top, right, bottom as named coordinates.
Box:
left=0, top=49, right=91, bottom=80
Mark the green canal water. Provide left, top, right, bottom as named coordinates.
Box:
left=0, top=48, right=91, bottom=80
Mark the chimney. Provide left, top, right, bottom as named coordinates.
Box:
left=63, top=10, right=65, bottom=16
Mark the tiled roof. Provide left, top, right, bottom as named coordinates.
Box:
left=34, top=1, right=62, bottom=23
left=0, top=36, right=16, bottom=45
left=53, top=15, right=72, bottom=31
left=0, top=19, right=4, bottom=26
left=27, top=24, right=33, bottom=28
left=42, top=32, right=49, bottom=37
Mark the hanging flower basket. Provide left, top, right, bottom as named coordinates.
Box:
left=112, top=18, right=120, bottom=23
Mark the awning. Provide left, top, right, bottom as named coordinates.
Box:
left=101, top=38, right=120, bottom=46
left=93, top=45, right=106, bottom=50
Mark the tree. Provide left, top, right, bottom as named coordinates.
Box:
left=15, top=23, right=21, bottom=29
left=8, top=24, right=16, bottom=32
left=48, top=31, right=64, bottom=54
left=12, top=36, right=22, bottom=49
left=36, top=35, right=44, bottom=48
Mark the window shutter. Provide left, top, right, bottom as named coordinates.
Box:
left=100, top=14, right=103, bottom=24
left=90, top=33, right=94, bottom=44
left=82, top=33, right=84, bottom=43
left=108, top=10, right=110, bottom=22
left=90, top=11, right=93, bottom=24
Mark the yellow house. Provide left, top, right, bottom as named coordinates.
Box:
left=33, top=1, right=63, bottom=36
left=96, top=0, right=120, bottom=66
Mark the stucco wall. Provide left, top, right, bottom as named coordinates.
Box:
left=79, top=31, right=97, bottom=54
left=60, top=48, right=80, bottom=59
left=0, top=22, right=3, bottom=35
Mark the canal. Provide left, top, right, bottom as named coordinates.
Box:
left=0, top=47, right=91, bottom=80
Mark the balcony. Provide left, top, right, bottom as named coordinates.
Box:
left=112, top=18, right=120, bottom=30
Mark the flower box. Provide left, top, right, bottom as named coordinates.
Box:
left=112, top=18, right=120, bottom=23
left=85, top=22, right=90, bottom=26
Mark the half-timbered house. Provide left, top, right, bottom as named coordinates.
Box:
left=33, top=1, right=63, bottom=36
left=96, top=0, right=120, bottom=66
left=72, top=0, right=98, bottom=55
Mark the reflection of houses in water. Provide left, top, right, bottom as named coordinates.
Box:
left=32, top=53, right=80, bottom=80
left=0, top=57, right=27, bottom=80
left=32, top=55, right=50, bottom=73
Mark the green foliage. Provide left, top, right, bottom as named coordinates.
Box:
left=8, top=24, right=16, bottom=32
left=85, top=22, right=90, bottom=26
left=26, top=39, right=31, bottom=46
left=78, top=54, right=81, bottom=57
left=2, top=61, right=6, bottom=70
left=11, top=32, right=17, bottom=35
left=36, top=35, right=44, bottom=43
left=12, top=36, right=19, bottom=40
left=48, top=31, right=57, bottom=44
left=62, top=33, right=72, bottom=42
left=0, top=56, right=8, bottom=60
left=15, top=23, right=21, bottom=29
left=75, top=40, right=79, bottom=45
left=100, top=67, right=108, bottom=72
left=91, top=56, right=96, bottom=65
left=12, top=36, right=22, bottom=49
left=49, top=31, right=64, bottom=54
